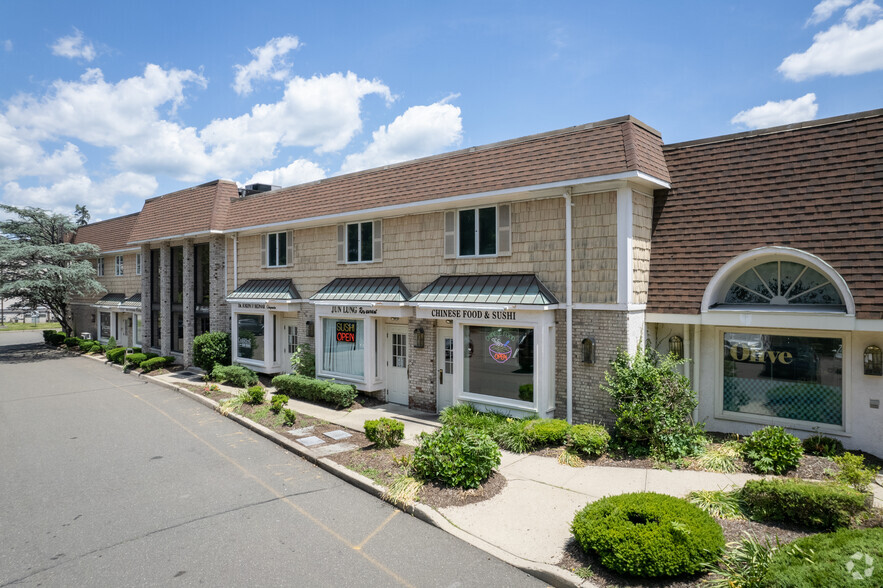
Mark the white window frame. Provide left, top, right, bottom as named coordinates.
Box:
left=261, top=230, right=292, bottom=268
left=97, top=257, right=105, bottom=277
left=346, top=221, right=375, bottom=263
left=135, top=253, right=142, bottom=276
left=115, top=255, right=124, bottom=276
left=444, top=204, right=511, bottom=259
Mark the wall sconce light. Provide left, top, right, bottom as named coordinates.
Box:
left=306, top=320, right=314, bottom=338
left=669, top=335, right=684, bottom=359
left=414, top=327, right=425, bottom=348
left=581, top=338, right=595, bottom=364
left=865, top=345, right=882, bottom=376
left=90, top=314, right=96, bottom=323
left=445, top=319, right=453, bottom=325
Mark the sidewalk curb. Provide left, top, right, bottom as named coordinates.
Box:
left=73, top=349, right=588, bottom=587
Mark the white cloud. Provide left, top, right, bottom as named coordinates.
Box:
left=731, top=93, right=819, bottom=129
left=244, top=159, right=326, bottom=187
left=782, top=0, right=883, bottom=80
left=807, top=0, right=854, bottom=25
left=2, top=172, right=156, bottom=218
left=51, top=28, right=96, bottom=61
left=233, top=36, right=301, bottom=95
left=3, top=40, right=12, bottom=52
left=340, top=99, right=462, bottom=174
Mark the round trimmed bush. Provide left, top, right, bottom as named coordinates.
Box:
left=411, top=426, right=501, bottom=489
left=567, top=424, right=610, bottom=457
left=524, top=418, right=570, bottom=446
left=764, top=528, right=883, bottom=587
left=364, top=417, right=405, bottom=448
left=571, top=492, right=725, bottom=578
left=741, top=426, right=803, bottom=474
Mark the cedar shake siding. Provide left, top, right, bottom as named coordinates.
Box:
left=648, top=109, right=883, bottom=320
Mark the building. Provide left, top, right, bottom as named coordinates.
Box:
left=70, top=109, right=883, bottom=456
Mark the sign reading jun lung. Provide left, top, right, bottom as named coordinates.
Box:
left=331, top=305, right=378, bottom=315
left=336, top=321, right=357, bottom=343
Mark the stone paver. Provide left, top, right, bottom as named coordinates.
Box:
left=296, top=435, right=324, bottom=447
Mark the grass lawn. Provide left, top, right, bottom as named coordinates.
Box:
left=0, top=322, right=61, bottom=331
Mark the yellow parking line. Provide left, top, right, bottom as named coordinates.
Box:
left=355, top=510, right=399, bottom=550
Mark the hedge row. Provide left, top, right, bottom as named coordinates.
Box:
left=739, top=478, right=869, bottom=529
left=271, top=374, right=357, bottom=408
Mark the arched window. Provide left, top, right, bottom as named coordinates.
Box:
left=719, top=260, right=844, bottom=310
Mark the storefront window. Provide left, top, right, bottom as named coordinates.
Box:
left=723, top=333, right=842, bottom=425
left=172, top=312, right=183, bottom=353
left=236, top=314, right=265, bottom=360
left=134, top=315, right=142, bottom=346
left=99, top=312, right=111, bottom=339
left=322, top=318, right=364, bottom=377
left=463, top=326, right=534, bottom=402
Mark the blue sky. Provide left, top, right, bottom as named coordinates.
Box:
left=1, top=1, right=881, bottom=220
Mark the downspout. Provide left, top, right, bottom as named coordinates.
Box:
left=232, top=234, right=238, bottom=292
left=564, top=187, right=573, bottom=424
left=692, top=323, right=701, bottom=424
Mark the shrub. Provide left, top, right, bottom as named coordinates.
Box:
left=107, top=336, right=116, bottom=349
left=740, top=426, right=803, bottom=474
left=695, top=441, right=741, bottom=473
left=63, top=336, right=82, bottom=348
left=802, top=434, right=844, bottom=457
left=78, top=340, right=95, bottom=353
left=270, top=394, right=289, bottom=414
left=290, top=343, right=316, bottom=378
left=211, top=364, right=259, bottom=388
left=125, top=353, right=147, bottom=368
left=244, top=386, right=265, bottom=404
left=364, top=417, right=405, bottom=448
left=42, top=329, right=57, bottom=343
left=739, top=478, right=868, bottom=529
left=567, top=424, right=610, bottom=457
left=524, top=418, right=570, bottom=446
left=831, top=452, right=879, bottom=492
left=703, top=532, right=786, bottom=588
left=106, top=347, right=127, bottom=364
left=270, top=374, right=357, bottom=408
left=140, top=356, right=175, bottom=373
left=410, top=426, right=501, bottom=489
left=143, top=352, right=158, bottom=360
left=687, top=489, right=745, bottom=520
left=764, top=528, right=883, bottom=587
left=281, top=408, right=297, bottom=426
left=602, top=346, right=705, bottom=461
left=192, top=331, right=231, bottom=373
left=571, top=492, right=725, bottom=577
left=90, top=343, right=106, bottom=354
left=47, top=332, right=67, bottom=346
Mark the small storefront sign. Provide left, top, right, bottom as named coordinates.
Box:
left=336, top=321, right=357, bottom=342
left=418, top=307, right=520, bottom=321
left=330, top=305, right=378, bottom=315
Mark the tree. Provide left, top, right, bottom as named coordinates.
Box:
left=0, top=205, right=104, bottom=335
left=74, top=204, right=90, bottom=227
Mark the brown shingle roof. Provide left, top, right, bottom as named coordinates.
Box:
left=128, top=180, right=239, bottom=243
left=72, top=212, right=139, bottom=252
left=225, top=116, right=668, bottom=230
left=648, top=109, right=883, bottom=320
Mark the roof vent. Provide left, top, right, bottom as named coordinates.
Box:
left=241, top=183, right=280, bottom=197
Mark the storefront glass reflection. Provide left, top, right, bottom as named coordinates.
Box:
left=237, top=314, right=265, bottom=360
left=463, top=326, right=534, bottom=402
left=723, top=333, right=842, bottom=425
left=323, top=318, right=364, bottom=377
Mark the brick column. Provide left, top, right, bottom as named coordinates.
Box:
left=208, top=235, right=229, bottom=333
left=160, top=242, right=171, bottom=357
left=140, top=244, right=152, bottom=348
left=182, top=239, right=195, bottom=366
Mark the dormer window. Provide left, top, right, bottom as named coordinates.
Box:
left=720, top=260, right=844, bottom=310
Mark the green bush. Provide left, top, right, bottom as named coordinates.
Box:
left=802, top=434, right=844, bottom=457
left=125, top=353, right=147, bottom=368
left=439, top=403, right=538, bottom=453
left=47, top=332, right=67, bottom=346
left=140, top=356, right=175, bottom=372
left=602, top=346, right=705, bottom=461
left=270, top=394, right=289, bottom=414
left=567, top=424, right=610, bottom=457
left=143, top=352, right=158, bottom=361
left=281, top=408, right=297, bottom=426
left=106, top=347, right=127, bottom=364
left=740, top=426, right=803, bottom=474
left=524, top=418, right=570, bottom=446
left=764, top=528, right=883, bottom=587
left=831, top=452, right=879, bottom=492
left=571, top=492, right=724, bottom=578
left=192, top=331, right=231, bottom=373
left=107, top=336, right=116, bottom=349
left=63, top=336, right=82, bottom=348
left=245, top=386, right=265, bottom=404
left=364, top=417, right=405, bottom=448
left=211, top=364, right=259, bottom=388
left=270, top=374, right=357, bottom=408
left=411, top=426, right=501, bottom=489
left=739, top=478, right=868, bottom=529
left=290, top=343, right=316, bottom=378
left=42, top=329, right=57, bottom=343
left=90, top=343, right=106, bottom=354
left=78, top=340, right=95, bottom=353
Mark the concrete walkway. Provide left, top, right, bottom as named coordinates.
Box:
left=150, top=368, right=883, bottom=582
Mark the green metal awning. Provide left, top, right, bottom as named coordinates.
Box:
left=92, top=293, right=127, bottom=307
left=228, top=279, right=301, bottom=301
left=411, top=275, right=558, bottom=306
left=310, top=277, right=411, bottom=303
left=121, top=293, right=142, bottom=309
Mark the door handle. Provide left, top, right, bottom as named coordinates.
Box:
left=438, top=369, right=443, bottom=385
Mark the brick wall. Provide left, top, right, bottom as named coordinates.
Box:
left=408, top=318, right=437, bottom=412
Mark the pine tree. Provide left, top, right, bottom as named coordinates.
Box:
left=0, top=204, right=104, bottom=335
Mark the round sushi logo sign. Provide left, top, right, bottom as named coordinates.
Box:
left=486, top=328, right=519, bottom=363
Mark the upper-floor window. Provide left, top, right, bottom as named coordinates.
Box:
left=722, top=260, right=844, bottom=309
left=337, top=220, right=381, bottom=264
left=444, top=204, right=511, bottom=258
left=97, top=257, right=105, bottom=276
left=115, top=255, right=124, bottom=276
left=135, top=253, right=142, bottom=275
left=262, top=230, right=292, bottom=268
